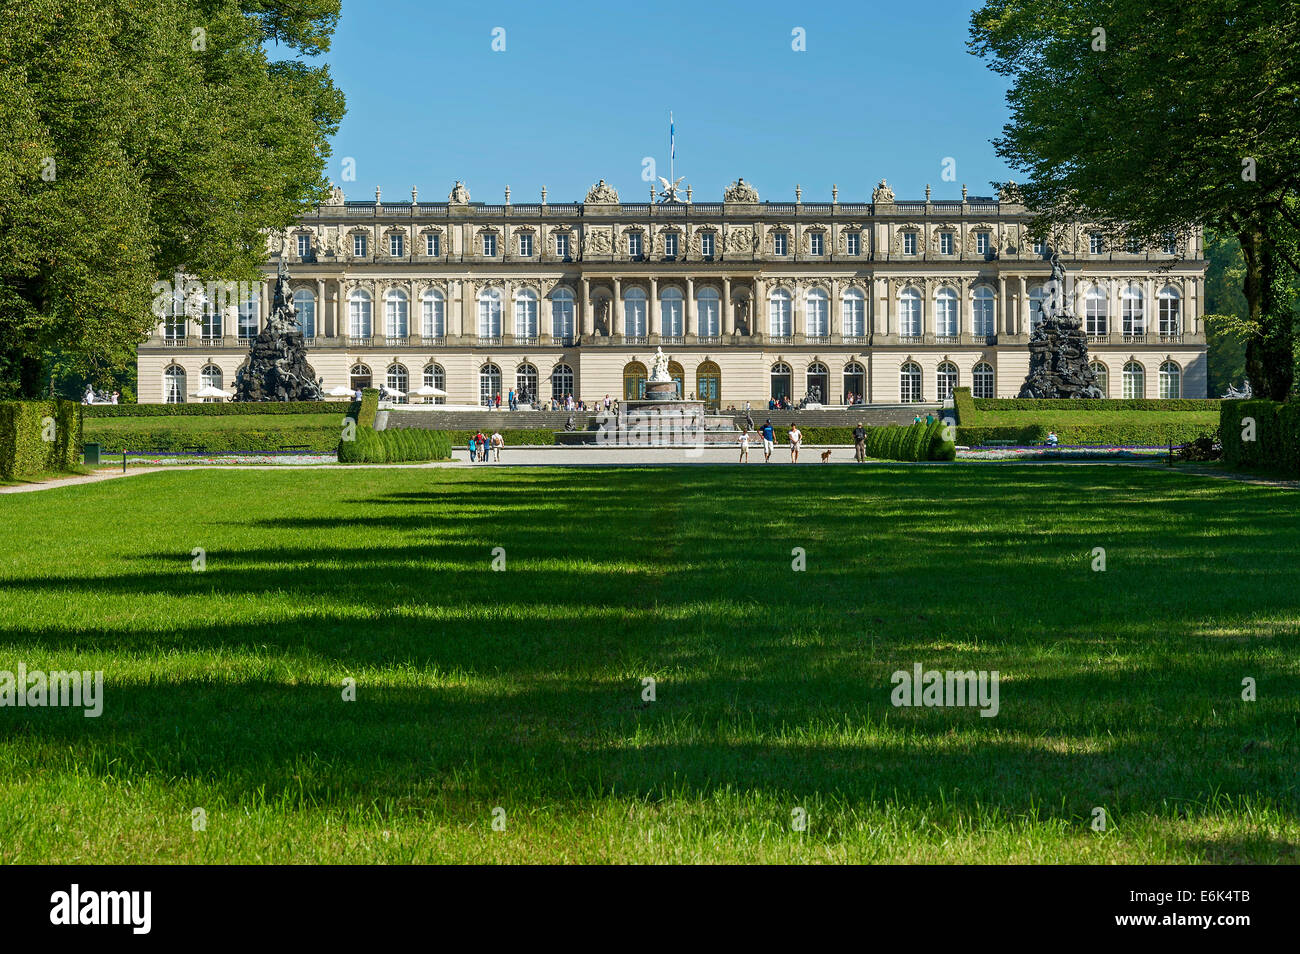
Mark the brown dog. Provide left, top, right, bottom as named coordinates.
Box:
left=820, top=449, right=832, bottom=463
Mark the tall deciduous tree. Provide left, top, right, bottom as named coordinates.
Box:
left=970, top=0, right=1300, bottom=399
left=0, top=0, right=345, bottom=397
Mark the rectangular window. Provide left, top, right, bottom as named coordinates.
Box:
left=519, top=233, right=534, bottom=256
left=1125, top=237, right=1141, bottom=253
left=700, top=232, right=714, bottom=257
left=628, top=232, right=642, bottom=257
left=976, top=232, right=990, bottom=254
left=425, top=232, right=440, bottom=256
left=483, top=234, right=497, bottom=256
left=846, top=232, right=860, bottom=256
left=296, top=234, right=310, bottom=257
left=939, top=232, right=953, bottom=255
left=903, top=232, right=917, bottom=255
left=1090, top=232, right=1105, bottom=254
left=1163, top=233, right=1178, bottom=255
left=664, top=233, right=678, bottom=257
left=774, top=232, right=788, bottom=256
left=810, top=233, right=824, bottom=256
left=555, top=233, right=570, bottom=258
left=389, top=234, right=404, bottom=257
left=1033, top=238, right=1046, bottom=255
left=353, top=234, right=367, bottom=257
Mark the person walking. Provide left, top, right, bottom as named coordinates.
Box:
left=761, top=419, right=775, bottom=462
left=467, top=433, right=477, bottom=462
left=508, top=388, right=516, bottom=411
left=853, top=422, right=867, bottom=463
left=788, top=422, right=802, bottom=463
left=739, top=428, right=750, bottom=463
left=491, top=430, right=504, bottom=462
left=475, top=431, right=488, bottom=462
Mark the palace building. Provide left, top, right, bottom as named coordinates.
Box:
left=137, top=177, right=1209, bottom=406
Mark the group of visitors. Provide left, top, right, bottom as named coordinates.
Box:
left=738, top=419, right=801, bottom=463
left=467, top=430, right=504, bottom=462
left=82, top=386, right=120, bottom=405
left=768, top=395, right=793, bottom=410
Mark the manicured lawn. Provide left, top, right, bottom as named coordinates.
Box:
left=967, top=408, right=1219, bottom=428
left=0, top=464, right=1296, bottom=863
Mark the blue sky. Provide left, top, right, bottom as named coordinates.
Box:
left=317, top=0, right=1012, bottom=205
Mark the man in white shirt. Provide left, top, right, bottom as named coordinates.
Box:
left=788, top=423, right=802, bottom=463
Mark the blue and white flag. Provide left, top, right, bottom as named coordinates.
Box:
left=670, top=112, right=675, bottom=161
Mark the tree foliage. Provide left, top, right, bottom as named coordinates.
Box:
left=0, top=0, right=345, bottom=397
left=969, top=0, right=1300, bottom=398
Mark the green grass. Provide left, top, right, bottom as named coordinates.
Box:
left=968, top=408, right=1219, bottom=428
left=0, top=465, right=1296, bottom=863
left=84, top=413, right=343, bottom=436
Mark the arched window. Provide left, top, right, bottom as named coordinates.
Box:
left=199, top=364, right=222, bottom=403
left=936, top=361, right=959, bottom=401
left=973, top=286, right=995, bottom=337
left=478, top=288, right=503, bottom=338
left=479, top=363, right=502, bottom=404
left=934, top=287, right=959, bottom=338
left=514, top=288, right=538, bottom=339
left=516, top=363, right=539, bottom=401
left=769, top=287, right=792, bottom=337
left=1122, top=285, right=1145, bottom=336
left=697, top=287, right=720, bottom=338
left=1122, top=360, right=1145, bottom=399
left=899, top=288, right=922, bottom=337
left=1085, top=285, right=1109, bottom=335
left=697, top=361, right=721, bottom=409
left=292, top=288, right=316, bottom=338
left=385, top=289, right=408, bottom=339
left=770, top=361, right=792, bottom=401
left=805, top=288, right=829, bottom=337
left=1089, top=361, right=1109, bottom=397
left=422, top=363, right=446, bottom=404
left=421, top=289, right=445, bottom=340
left=1158, top=287, right=1182, bottom=337
left=349, top=363, right=372, bottom=391
left=660, top=286, right=684, bottom=338
left=164, top=365, right=186, bottom=404
left=1159, top=360, right=1181, bottom=398
left=623, top=361, right=647, bottom=401
left=624, top=287, right=647, bottom=338
left=900, top=361, right=923, bottom=403
left=551, top=287, right=575, bottom=340
left=806, top=362, right=829, bottom=403
left=843, top=361, right=865, bottom=403
left=348, top=289, right=372, bottom=338
left=973, top=362, right=995, bottom=399
left=842, top=287, right=865, bottom=338
left=668, top=361, right=685, bottom=399
left=551, top=363, right=574, bottom=401
left=1029, top=285, right=1047, bottom=328
left=386, top=363, right=408, bottom=403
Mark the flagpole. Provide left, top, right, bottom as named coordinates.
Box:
left=669, top=111, right=674, bottom=193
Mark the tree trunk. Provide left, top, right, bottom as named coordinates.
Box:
left=1239, top=229, right=1295, bottom=400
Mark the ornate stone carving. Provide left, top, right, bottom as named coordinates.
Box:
left=837, top=226, right=864, bottom=253
left=723, top=178, right=759, bottom=203
left=325, top=183, right=345, bottom=206
left=448, top=180, right=470, bottom=204
left=1020, top=253, right=1104, bottom=398
left=726, top=227, right=754, bottom=253
left=233, top=261, right=324, bottom=402
left=654, top=226, right=682, bottom=256
left=931, top=227, right=957, bottom=253
left=584, top=179, right=619, bottom=204
left=966, top=228, right=993, bottom=254
left=892, top=227, right=921, bottom=254
left=801, top=227, right=828, bottom=254
left=583, top=227, right=613, bottom=254
left=998, top=180, right=1024, bottom=203
left=872, top=179, right=896, bottom=203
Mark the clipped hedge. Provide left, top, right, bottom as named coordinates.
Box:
left=356, top=388, right=379, bottom=428
left=86, top=424, right=338, bottom=454
left=972, top=397, right=1220, bottom=412
left=801, top=419, right=955, bottom=462
left=1220, top=399, right=1300, bottom=475
left=337, top=426, right=451, bottom=463
left=952, top=387, right=977, bottom=423
left=0, top=400, right=81, bottom=478
left=84, top=401, right=347, bottom=417
left=958, top=421, right=1214, bottom=447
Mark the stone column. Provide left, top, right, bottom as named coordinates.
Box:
left=649, top=276, right=659, bottom=337
left=830, top=279, right=841, bottom=338
left=753, top=278, right=766, bottom=337
left=612, top=277, right=622, bottom=337
left=408, top=279, right=417, bottom=339
left=1017, top=276, right=1028, bottom=335
left=792, top=283, right=803, bottom=339
left=685, top=277, right=695, bottom=337
left=995, top=275, right=1006, bottom=340
left=462, top=280, right=474, bottom=340
left=503, top=279, right=514, bottom=339
left=722, top=277, right=733, bottom=335
left=581, top=277, right=591, bottom=336
left=316, top=279, right=326, bottom=337
left=1144, top=277, right=1155, bottom=335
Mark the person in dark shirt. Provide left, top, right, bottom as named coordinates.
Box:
left=853, top=423, right=867, bottom=463
left=760, top=420, right=776, bottom=462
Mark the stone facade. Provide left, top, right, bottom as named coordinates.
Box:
left=137, top=182, right=1209, bottom=406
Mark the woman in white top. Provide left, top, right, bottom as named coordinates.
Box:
left=739, top=429, right=750, bottom=463
left=788, top=424, right=802, bottom=463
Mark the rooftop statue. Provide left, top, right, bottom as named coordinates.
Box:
left=585, top=179, right=620, bottom=204
left=723, top=178, right=759, bottom=203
